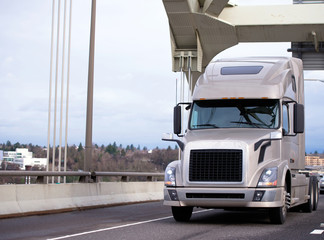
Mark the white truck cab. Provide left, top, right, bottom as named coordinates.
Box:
left=163, top=57, right=319, bottom=224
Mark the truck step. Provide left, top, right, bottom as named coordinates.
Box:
left=286, top=193, right=291, bottom=207
left=291, top=197, right=300, bottom=205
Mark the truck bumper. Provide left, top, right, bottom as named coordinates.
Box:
left=164, top=187, right=284, bottom=208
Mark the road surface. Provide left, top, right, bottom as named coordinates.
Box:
left=1, top=196, right=324, bottom=240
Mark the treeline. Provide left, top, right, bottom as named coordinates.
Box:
left=0, top=141, right=179, bottom=173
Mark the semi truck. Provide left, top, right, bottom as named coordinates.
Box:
left=162, top=56, right=319, bottom=224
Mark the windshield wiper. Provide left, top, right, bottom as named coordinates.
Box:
left=193, top=124, right=219, bottom=128
left=231, top=121, right=262, bottom=128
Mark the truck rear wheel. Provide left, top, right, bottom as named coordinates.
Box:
left=171, top=206, right=193, bottom=222
left=269, top=183, right=288, bottom=224
left=312, top=176, right=319, bottom=211
left=301, top=176, right=314, bottom=213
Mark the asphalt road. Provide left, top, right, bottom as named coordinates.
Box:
left=1, top=195, right=324, bottom=240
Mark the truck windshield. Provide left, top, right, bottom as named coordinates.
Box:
left=190, top=99, right=279, bottom=129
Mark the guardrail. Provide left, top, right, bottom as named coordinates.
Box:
left=0, top=170, right=164, bottom=184
left=92, top=171, right=164, bottom=182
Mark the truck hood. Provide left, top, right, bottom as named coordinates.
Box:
left=184, top=128, right=279, bottom=147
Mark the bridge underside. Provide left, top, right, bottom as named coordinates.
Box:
left=163, top=0, right=324, bottom=85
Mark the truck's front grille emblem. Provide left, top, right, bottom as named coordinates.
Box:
left=189, top=149, right=242, bottom=182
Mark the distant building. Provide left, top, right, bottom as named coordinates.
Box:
left=0, top=148, right=46, bottom=170
left=305, top=155, right=324, bottom=166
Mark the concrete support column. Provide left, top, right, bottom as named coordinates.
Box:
left=85, top=0, right=96, bottom=173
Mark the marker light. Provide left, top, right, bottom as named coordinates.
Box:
left=168, top=190, right=179, bottom=201
left=253, top=190, right=265, bottom=201
left=257, top=167, right=278, bottom=187
left=165, top=167, right=176, bottom=187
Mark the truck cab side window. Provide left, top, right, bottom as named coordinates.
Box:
left=292, top=76, right=296, bottom=93
left=282, top=104, right=289, bottom=135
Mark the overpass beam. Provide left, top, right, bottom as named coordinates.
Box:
left=219, top=4, right=324, bottom=43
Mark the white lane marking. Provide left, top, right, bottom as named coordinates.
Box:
left=47, top=209, right=212, bottom=240
left=310, top=230, right=324, bottom=235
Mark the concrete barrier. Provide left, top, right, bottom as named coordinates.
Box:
left=0, top=182, right=164, bottom=218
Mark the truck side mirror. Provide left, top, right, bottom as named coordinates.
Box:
left=174, top=105, right=182, bottom=135
left=294, top=103, right=304, bottom=134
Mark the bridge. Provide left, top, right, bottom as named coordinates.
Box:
left=1, top=0, right=324, bottom=236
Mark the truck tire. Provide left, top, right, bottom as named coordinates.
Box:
left=269, top=183, right=288, bottom=224
left=312, top=177, right=319, bottom=211
left=301, top=177, right=314, bottom=213
left=171, top=206, right=193, bottom=222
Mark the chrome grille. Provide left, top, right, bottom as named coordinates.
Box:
left=189, top=149, right=242, bottom=182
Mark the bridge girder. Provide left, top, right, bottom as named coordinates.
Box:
left=163, top=0, right=324, bottom=78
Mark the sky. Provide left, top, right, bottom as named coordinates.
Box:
left=0, top=0, right=324, bottom=153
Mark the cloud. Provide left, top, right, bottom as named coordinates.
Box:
left=3, top=56, right=14, bottom=65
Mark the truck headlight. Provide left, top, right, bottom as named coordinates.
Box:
left=257, top=167, right=278, bottom=187
left=165, top=167, right=176, bottom=187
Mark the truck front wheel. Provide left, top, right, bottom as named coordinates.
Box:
left=171, top=206, right=193, bottom=222
left=269, top=183, right=288, bottom=224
